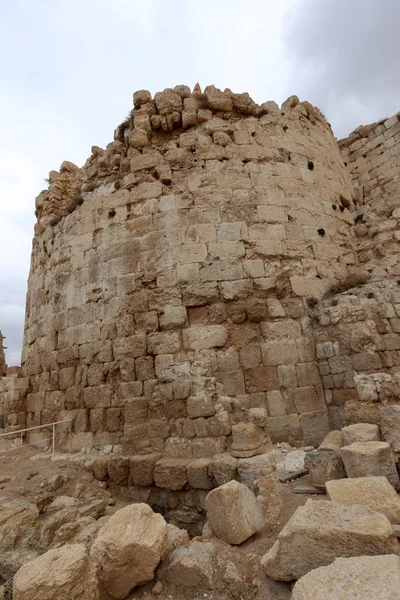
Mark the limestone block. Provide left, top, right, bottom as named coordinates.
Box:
left=187, top=459, right=214, bottom=489
left=237, top=453, right=277, bottom=487
left=166, top=541, right=216, bottom=589
left=204, top=85, right=233, bottom=112
left=299, top=410, right=330, bottom=447
left=326, top=476, right=400, bottom=523
left=261, top=499, right=399, bottom=581
left=291, top=555, right=400, bottom=600
left=154, top=458, right=188, bottom=490
left=129, top=453, right=161, bottom=486
left=380, top=405, right=400, bottom=452
left=159, top=306, right=187, bottom=330
left=341, top=442, right=400, bottom=489
left=133, top=89, right=152, bottom=106
left=183, top=326, right=228, bottom=350
left=128, top=128, right=149, bottom=148
left=319, top=429, right=344, bottom=450
left=90, top=504, right=167, bottom=599
left=147, top=331, right=181, bottom=354
left=161, top=523, right=190, bottom=559
left=13, top=544, right=99, bottom=600
left=268, top=414, right=302, bottom=444
left=205, top=480, right=265, bottom=544
left=231, top=422, right=270, bottom=458
left=305, top=448, right=346, bottom=486
left=210, top=456, right=238, bottom=485
left=342, top=423, right=381, bottom=445
left=107, top=456, right=130, bottom=485
left=191, top=437, right=226, bottom=458
left=262, top=341, right=298, bottom=366
left=154, top=89, right=182, bottom=115
left=187, top=391, right=216, bottom=418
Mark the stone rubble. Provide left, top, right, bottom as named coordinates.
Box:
left=261, top=499, right=399, bottom=581
left=204, top=480, right=265, bottom=544
left=291, top=555, right=400, bottom=600
left=341, top=441, right=400, bottom=489
left=326, top=476, right=400, bottom=523
left=90, top=503, right=167, bottom=598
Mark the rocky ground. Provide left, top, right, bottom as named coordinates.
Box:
left=2, top=426, right=400, bottom=599
left=0, top=444, right=321, bottom=600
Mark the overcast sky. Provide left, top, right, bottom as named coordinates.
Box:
left=1, top=0, right=399, bottom=366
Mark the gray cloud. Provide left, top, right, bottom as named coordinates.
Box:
left=282, top=0, right=400, bottom=137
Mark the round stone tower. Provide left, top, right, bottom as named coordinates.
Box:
left=22, top=85, right=357, bottom=455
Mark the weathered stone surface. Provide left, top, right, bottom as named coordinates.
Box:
left=237, top=453, right=277, bottom=487
left=205, top=480, right=265, bottom=544
left=166, top=541, right=216, bottom=589
left=231, top=422, right=270, bottom=458
left=304, top=448, right=346, bottom=486
left=154, top=458, right=188, bottom=490
left=326, top=476, right=400, bottom=523
left=90, top=504, right=167, bottom=599
left=13, top=544, right=99, bottom=600
left=342, top=423, right=381, bottom=445
left=292, top=555, right=400, bottom=600
left=209, top=455, right=238, bottom=485
left=341, top=442, right=400, bottom=489
left=161, top=523, right=190, bottom=559
left=261, top=499, right=399, bottom=581
left=380, top=405, right=400, bottom=452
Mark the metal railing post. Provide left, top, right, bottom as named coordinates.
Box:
left=52, top=424, right=56, bottom=461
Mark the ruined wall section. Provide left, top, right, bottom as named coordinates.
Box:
left=311, top=280, right=400, bottom=431
left=21, top=86, right=358, bottom=454
left=340, top=113, right=400, bottom=280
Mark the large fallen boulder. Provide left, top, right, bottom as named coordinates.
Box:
left=341, top=423, right=380, bottom=445
left=341, top=441, right=400, bottom=489
left=13, top=544, right=99, bottom=600
left=291, top=555, right=400, bottom=600
left=261, top=499, right=399, bottom=581
left=90, top=503, right=167, bottom=599
left=205, top=480, right=265, bottom=545
left=166, top=541, right=216, bottom=589
left=326, top=476, right=400, bottom=523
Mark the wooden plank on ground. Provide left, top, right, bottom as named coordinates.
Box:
left=279, top=468, right=309, bottom=483
left=294, top=484, right=326, bottom=495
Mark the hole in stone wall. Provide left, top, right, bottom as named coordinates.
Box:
left=306, top=297, right=318, bottom=309
left=332, top=204, right=337, bottom=210
left=339, top=205, right=345, bottom=212
left=108, top=209, right=116, bottom=218
left=283, top=125, right=288, bottom=132
left=308, top=160, right=314, bottom=170
left=317, top=228, right=325, bottom=236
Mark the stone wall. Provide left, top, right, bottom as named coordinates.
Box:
left=340, top=115, right=400, bottom=281
left=312, top=279, right=400, bottom=431
left=13, top=85, right=361, bottom=455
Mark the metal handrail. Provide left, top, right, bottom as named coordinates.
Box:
left=0, top=419, right=72, bottom=460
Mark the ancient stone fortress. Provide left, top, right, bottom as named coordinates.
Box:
left=1, top=84, right=400, bottom=599
left=1, top=83, right=400, bottom=493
